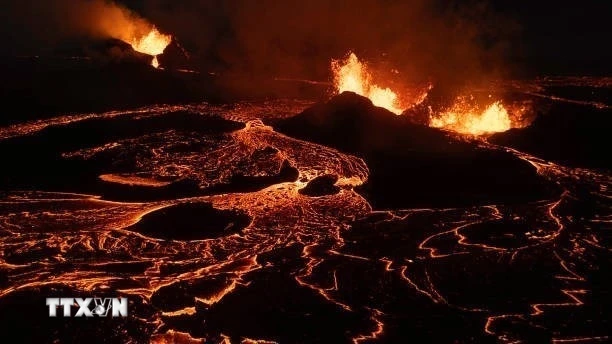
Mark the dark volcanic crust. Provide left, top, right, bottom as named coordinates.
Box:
left=274, top=92, right=559, bottom=209
left=299, top=174, right=340, bottom=197
left=126, top=202, right=251, bottom=240
left=490, top=102, right=612, bottom=169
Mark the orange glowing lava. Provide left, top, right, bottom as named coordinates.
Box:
left=429, top=97, right=512, bottom=135
left=332, top=53, right=403, bottom=115
left=128, top=28, right=171, bottom=68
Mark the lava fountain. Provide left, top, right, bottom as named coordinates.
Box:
left=331, top=53, right=517, bottom=135
left=429, top=96, right=512, bottom=135
left=128, top=27, right=172, bottom=69
left=332, top=53, right=404, bottom=115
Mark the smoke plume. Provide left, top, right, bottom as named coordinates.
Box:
left=1, top=0, right=521, bottom=86
left=1, top=0, right=157, bottom=53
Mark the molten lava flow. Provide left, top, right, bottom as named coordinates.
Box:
left=128, top=27, right=172, bottom=68
left=332, top=53, right=403, bottom=115
left=430, top=97, right=512, bottom=135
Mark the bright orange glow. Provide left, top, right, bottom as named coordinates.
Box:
left=332, top=53, right=403, bottom=115
left=128, top=27, right=171, bottom=69
left=430, top=97, right=512, bottom=135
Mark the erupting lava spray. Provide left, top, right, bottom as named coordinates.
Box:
left=429, top=96, right=513, bottom=135
left=64, top=0, right=172, bottom=68
left=128, top=27, right=172, bottom=69
left=331, top=52, right=517, bottom=135
left=332, top=53, right=404, bottom=115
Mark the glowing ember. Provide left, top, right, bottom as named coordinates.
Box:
left=128, top=28, right=172, bottom=68
left=332, top=53, right=403, bottom=115
left=430, top=98, right=512, bottom=135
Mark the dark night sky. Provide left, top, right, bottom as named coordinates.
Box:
left=487, top=1, right=612, bottom=75
left=1, top=0, right=610, bottom=78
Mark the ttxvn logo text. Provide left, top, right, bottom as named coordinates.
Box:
left=46, top=297, right=128, bottom=317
